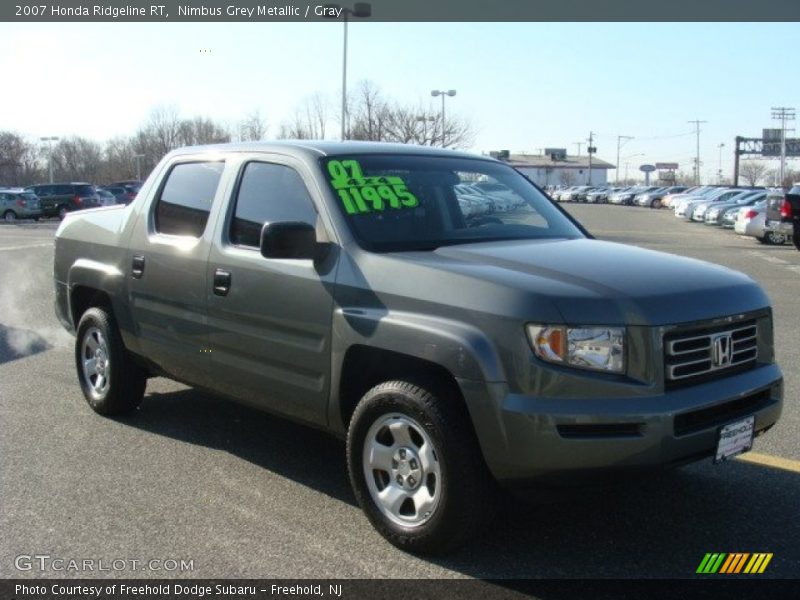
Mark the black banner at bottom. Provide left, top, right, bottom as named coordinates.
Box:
left=3, top=579, right=800, bottom=600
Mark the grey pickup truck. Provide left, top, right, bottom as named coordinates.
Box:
left=54, top=142, right=783, bottom=553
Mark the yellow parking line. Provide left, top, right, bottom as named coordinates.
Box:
left=736, top=452, right=800, bottom=473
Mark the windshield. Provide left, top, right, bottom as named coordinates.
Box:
left=322, top=154, right=585, bottom=252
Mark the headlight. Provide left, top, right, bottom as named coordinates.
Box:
left=526, top=324, right=625, bottom=374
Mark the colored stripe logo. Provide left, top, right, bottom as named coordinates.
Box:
left=697, top=553, right=773, bottom=574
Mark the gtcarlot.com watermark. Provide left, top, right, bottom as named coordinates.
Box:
left=15, top=554, right=194, bottom=573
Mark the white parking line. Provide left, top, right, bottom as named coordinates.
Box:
left=0, top=242, right=53, bottom=251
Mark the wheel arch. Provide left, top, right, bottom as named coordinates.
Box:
left=336, top=345, right=467, bottom=434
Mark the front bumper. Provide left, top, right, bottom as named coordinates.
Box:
left=459, top=363, right=783, bottom=484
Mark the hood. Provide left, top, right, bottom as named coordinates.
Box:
left=381, top=238, right=768, bottom=327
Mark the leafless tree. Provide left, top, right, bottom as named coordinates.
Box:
left=0, top=131, right=42, bottom=186
left=240, top=109, right=268, bottom=141
left=348, top=81, right=392, bottom=142
left=277, top=93, right=331, bottom=140
left=276, top=81, right=476, bottom=148
left=177, top=116, right=230, bottom=146
left=144, top=105, right=182, bottom=156
left=739, top=161, right=768, bottom=186
left=50, top=137, right=103, bottom=182
left=99, top=136, right=137, bottom=182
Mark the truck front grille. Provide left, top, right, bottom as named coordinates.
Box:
left=664, top=320, right=758, bottom=387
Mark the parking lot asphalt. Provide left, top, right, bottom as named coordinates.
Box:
left=1, top=208, right=798, bottom=580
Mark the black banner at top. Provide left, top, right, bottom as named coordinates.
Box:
left=4, top=0, right=800, bottom=22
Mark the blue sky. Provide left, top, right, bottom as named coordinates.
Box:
left=2, top=21, right=798, bottom=181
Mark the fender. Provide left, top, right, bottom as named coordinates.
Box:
left=66, top=259, right=138, bottom=350
left=327, top=306, right=506, bottom=432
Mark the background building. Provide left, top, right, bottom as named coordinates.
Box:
left=496, top=152, right=616, bottom=187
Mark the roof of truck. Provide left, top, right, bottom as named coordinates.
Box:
left=170, top=140, right=488, bottom=161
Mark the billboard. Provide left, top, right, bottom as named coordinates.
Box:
left=655, top=162, right=679, bottom=170
left=761, top=129, right=800, bottom=156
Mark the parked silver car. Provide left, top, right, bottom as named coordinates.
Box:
left=705, top=191, right=766, bottom=226
left=0, top=188, right=43, bottom=221
left=734, top=200, right=788, bottom=244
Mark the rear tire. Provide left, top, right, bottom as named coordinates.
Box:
left=765, top=231, right=787, bottom=245
left=58, top=205, right=68, bottom=220
left=651, top=199, right=662, bottom=209
left=3, top=210, right=16, bottom=222
left=75, top=307, right=146, bottom=415
left=347, top=379, right=494, bottom=554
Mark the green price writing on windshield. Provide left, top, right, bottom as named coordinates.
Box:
left=327, top=159, right=419, bottom=215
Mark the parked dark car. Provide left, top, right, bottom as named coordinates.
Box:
left=25, top=183, right=100, bottom=219
left=100, top=185, right=133, bottom=205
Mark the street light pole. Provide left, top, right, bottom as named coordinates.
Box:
left=324, top=3, right=372, bottom=141
left=341, top=11, right=348, bottom=140
left=39, top=136, right=59, bottom=183
left=133, top=154, right=145, bottom=181
left=717, top=143, right=725, bottom=183
left=430, top=89, right=456, bottom=147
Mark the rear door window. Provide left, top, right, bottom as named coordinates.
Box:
left=154, top=161, right=225, bottom=237
left=229, top=162, right=318, bottom=248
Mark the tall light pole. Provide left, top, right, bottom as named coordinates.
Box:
left=616, top=135, right=633, bottom=185
left=688, top=119, right=707, bottom=185
left=324, top=3, right=372, bottom=141
left=717, top=143, right=725, bottom=183
left=133, top=154, right=145, bottom=181
left=431, top=89, right=456, bottom=147
left=39, top=136, right=59, bottom=183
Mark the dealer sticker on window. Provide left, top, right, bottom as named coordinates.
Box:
left=715, top=415, right=755, bottom=463
left=327, top=159, right=419, bottom=215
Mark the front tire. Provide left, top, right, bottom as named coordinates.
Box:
left=3, top=210, right=16, bottom=222
left=347, top=380, right=493, bottom=554
left=75, top=307, right=146, bottom=415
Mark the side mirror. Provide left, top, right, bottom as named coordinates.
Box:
left=260, top=222, right=318, bottom=260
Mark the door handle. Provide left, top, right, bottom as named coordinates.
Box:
left=213, top=268, right=231, bottom=296
left=131, top=255, right=145, bottom=279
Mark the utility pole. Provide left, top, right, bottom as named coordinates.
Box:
left=717, top=143, right=725, bottom=183
left=688, top=119, right=707, bottom=185
left=587, top=131, right=595, bottom=185
left=574, top=142, right=582, bottom=156
left=771, top=106, right=796, bottom=188
left=616, top=135, right=633, bottom=185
